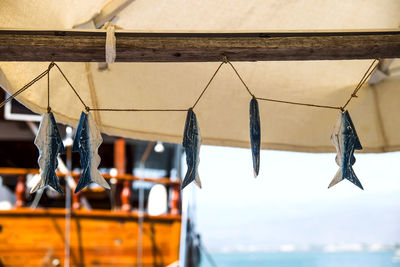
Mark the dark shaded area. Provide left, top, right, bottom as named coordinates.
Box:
left=185, top=219, right=201, bottom=267
left=0, top=141, right=39, bottom=168
left=0, top=93, right=181, bottom=212
left=75, top=218, right=85, bottom=267
left=145, top=223, right=164, bottom=267
left=7, top=97, right=37, bottom=116
left=0, top=92, right=177, bottom=172
left=0, top=133, right=177, bottom=174
left=50, top=215, right=79, bottom=265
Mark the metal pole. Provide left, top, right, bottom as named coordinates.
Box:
left=64, top=127, right=73, bottom=267
left=137, top=163, right=144, bottom=267
left=137, top=142, right=154, bottom=267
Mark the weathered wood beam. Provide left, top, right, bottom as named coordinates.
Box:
left=0, top=30, right=399, bottom=62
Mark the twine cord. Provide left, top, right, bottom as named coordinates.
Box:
left=0, top=58, right=379, bottom=115
left=88, top=108, right=188, bottom=112
left=191, top=62, right=225, bottom=109
left=227, top=58, right=379, bottom=112
left=227, top=61, right=255, bottom=98
left=256, top=97, right=342, bottom=110
left=341, top=59, right=379, bottom=110
left=0, top=66, right=54, bottom=109
left=47, top=62, right=54, bottom=113
left=53, top=63, right=89, bottom=111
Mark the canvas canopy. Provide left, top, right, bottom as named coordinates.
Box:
left=0, top=0, right=399, bottom=153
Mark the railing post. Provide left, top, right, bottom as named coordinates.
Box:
left=121, top=180, right=132, bottom=212
left=115, top=138, right=131, bottom=211
left=72, top=176, right=81, bottom=210
left=169, top=184, right=180, bottom=215
left=14, top=175, right=26, bottom=208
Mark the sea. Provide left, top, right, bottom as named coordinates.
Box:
left=200, top=251, right=400, bottom=267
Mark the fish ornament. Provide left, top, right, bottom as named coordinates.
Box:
left=329, top=110, right=364, bottom=190
left=73, top=112, right=110, bottom=193
left=31, top=113, right=65, bottom=194
left=181, top=108, right=202, bottom=190
left=250, top=97, right=261, bottom=177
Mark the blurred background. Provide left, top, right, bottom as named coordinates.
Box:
left=197, top=146, right=400, bottom=267
left=0, top=94, right=399, bottom=267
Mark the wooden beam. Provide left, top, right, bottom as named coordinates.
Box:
left=0, top=30, right=400, bottom=62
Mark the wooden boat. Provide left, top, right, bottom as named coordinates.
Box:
left=0, top=208, right=181, bottom=266
left=0, top=168, right=184, bottom=267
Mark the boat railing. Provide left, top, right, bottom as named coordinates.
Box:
left=0, top=167, right=181, bottom=216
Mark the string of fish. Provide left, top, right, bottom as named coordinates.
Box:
left=0, top=58, right=379, bottom=193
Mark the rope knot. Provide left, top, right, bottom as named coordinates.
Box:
left=222, top=55, right=228, bottom=64
left=103, top=22, right=118, bottom=63
left=47, top=106, right=51, bottom=113
left=85, top=106, right=91, bottom=112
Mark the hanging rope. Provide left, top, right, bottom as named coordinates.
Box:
left=226, top=58, right=379, bottom=112
left=47, top=62, right=54, bottom=113
left=341, top=59, right=379, bottom=110
left=0, top=65, right=54, bottom=109
left=199, top=240, right=218, bottom=267
left=53, top=63, right=90, bottom=111
left=89, top=108, right=188, bottom=112
left=256, top=97, right=342, bottom=110
left=88, top=61, right=227, bottom=111
left=191, top=61, right=225, bottom=109
left=226, top=60, right=255, bottom=98
left=0, top=57, right=380, bottom=115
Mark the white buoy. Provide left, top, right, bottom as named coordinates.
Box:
left=147, top=184, right=168, bottom=216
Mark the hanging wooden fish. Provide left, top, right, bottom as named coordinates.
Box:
left=73, top=112, right=110, bottom=193
left=31, top=113, right=65, bottom=194
left=181, top=108, right=202, bottom=190
left=329, top=110, right=363, bottom=190
left=249, top=97, right=260, bottom=177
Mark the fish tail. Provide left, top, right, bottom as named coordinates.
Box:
left=47, top=173, right=64, bottom=194
left=74, top=168, right=92, bottom=193
left=181, top=169, right=201, bottom=190
left=181, top=168, right=195, bottom=190
left=328, top=168, right=344, bottom=189
left=194, top=173, right=202, bottom=189
left=344, top=167, right=364, bottom=190
left=30, top=177, right=44, bottom=194
left=253, top=157, right=260, bottom=178
left=91, top=169, right=110, bottom=190
left=328, top=167, right=364, bottom=190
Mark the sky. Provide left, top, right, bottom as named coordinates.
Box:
left=192, top=146, right=400, bottom=252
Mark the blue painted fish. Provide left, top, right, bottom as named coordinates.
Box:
left=73, top=112, right=110, bottom=193
left=181, top=108, right=202, bottom=190
left=31, top=113, right=65, bottom=194
left=329, top=110, right=363, bottom=190
left=250, top=97, right=260, bottom=177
